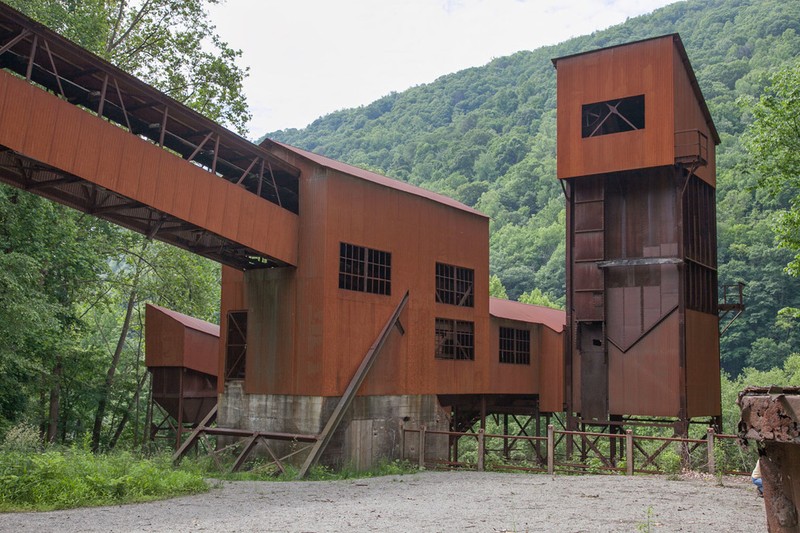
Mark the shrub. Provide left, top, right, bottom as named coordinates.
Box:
left=0, top=448, right=208, bottom=511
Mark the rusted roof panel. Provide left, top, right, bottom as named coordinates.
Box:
left=264, top=139, right=487, bottom=218
left=489, top=298, right=565, bottom=333
left=147, top=303, right=220, bottom=337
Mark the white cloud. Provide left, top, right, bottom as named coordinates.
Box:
left=208, top=0, right=683, bottom=138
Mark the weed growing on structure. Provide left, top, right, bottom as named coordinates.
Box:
left=0, top=428, right=208, bottom=511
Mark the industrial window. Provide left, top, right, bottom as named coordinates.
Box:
left=499, top=327, right=531, bottom=365
left=225, top=311, right=247, bottom=380
left=435, top=263, right=474, bottom=307
left=339, top=242, right=391, bottom=296
left=435, top=318, right=475, bottom=360
left=582, top=94, right=645, bottom=138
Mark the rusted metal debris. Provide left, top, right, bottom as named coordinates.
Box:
left=739, top=386, right=800, bottom=444
left=738, top=387, right=800, bottom=533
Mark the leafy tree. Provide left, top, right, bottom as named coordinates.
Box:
left=6, top=0, right=250, bottom=133
left=743, top=62, right=800, bottom=276
left=518, top=289, right=562, bottom=310
left=0, top=1, right=239, bottom=443
left=488, top=275, right=508, bottom=299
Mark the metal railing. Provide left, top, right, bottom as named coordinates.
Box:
left=401, top=424, right=752, bottom=476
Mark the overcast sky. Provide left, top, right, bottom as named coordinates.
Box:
left=208, top=0, right=683, bottom=139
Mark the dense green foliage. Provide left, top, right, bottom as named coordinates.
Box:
left=0, top=425, right=208, bottom=511
left=743, top=62, right=800, bottom=278
left=270, top=0, right=800, bottom=376
left=0, top=1, right=239, bottom=444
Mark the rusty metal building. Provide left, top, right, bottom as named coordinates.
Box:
left=0, top=2, right=725, bottom=469
left=553, top=34, right=721, bottom=433
left=145, top=304, right=219, bottom=448
left=214, top=142, right=566, bottom=468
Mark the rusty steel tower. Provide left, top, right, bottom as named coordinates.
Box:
left=553, top=34, right=722, bottom=436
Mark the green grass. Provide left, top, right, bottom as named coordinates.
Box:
left=178, top=454, right=419, bottom=482
left=0, top=448, right=208, bottom=512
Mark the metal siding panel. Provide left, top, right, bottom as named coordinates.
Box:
left=48, top=101, right=82, bottom=172
left=609, top=311, right=680, bottom=416
left=114, top=134, right=146, bottom=198
left=187, top=170, right=212, bottom=227
left=205, top=178, right=228, bottom=236
left=135, top=146, right=162, bottom=207
left=94, top=125, right=125, bottom=191
left=0, top=74, right=32, bottom=152
left=623, top=286, right=642, bottom=346
left=222, top=184, right=244, bottom=241
left=149, top=150, right=180, bottom=214
left=71, top=114, right=104, bottom=179
left=557, top=37, right=675, bottom=179
left=236, top=193, right=258, bottom=249
left=685, top=310, right=721, bottom=417
left=22, top=86, right=58, bottom=163
left=168, top=163, right=194, bottom=221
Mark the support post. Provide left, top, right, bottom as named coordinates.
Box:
left=626, top=430, right=633, bottom=476
left=477, top=429, right=485, bottom=471
left=399, top=420, right=405, bottom=462
left=707, top=427, right=715, bottom=475
left=418, top=425, right=426, bottom=469
left=547, top=424, right=554, bottom=475
left=297, top=292, right=409, bottom=479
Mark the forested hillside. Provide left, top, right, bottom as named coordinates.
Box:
left=269, top=0, right=800, bottom=377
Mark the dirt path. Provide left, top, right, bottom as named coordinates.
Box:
left=0, top=471, right=766, bottom=532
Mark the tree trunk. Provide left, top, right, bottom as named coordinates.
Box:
left=108, top=371, right=148, bottom=450
left=91, top=286, right=137, bottom=452
left=46, top=357, right=63, bottom=443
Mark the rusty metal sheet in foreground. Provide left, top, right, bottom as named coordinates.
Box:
left=739, top=386, right=800, bottom=444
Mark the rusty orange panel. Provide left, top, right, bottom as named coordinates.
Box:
left=145, top=304, right=184, bottom=368
left=48, top=100, right=83, bottom=172
left=134, top=147, right=162, bottom=208
left=150, top=152, right=181, bottom=215
left=486, top=317, right=539, bottom=395
left=539, top=327, right=565, bottom=413
left=221, top=184, right=244, bottom=239
left=673, top=49, right=716, bottom=187
left=204, top=177, right=229, bottom=236
left=555, top=36, right=674, bottom=179
left=169, top=162, right=194, bottom=221
left=685, top=310, right=721, bottom=418
left=188, top=171, right=212, bottom=224
left=22, top=85, right=59, bottom=163
left=0, top=75, right=33, bottom=150
left=608, top=311, right=680, bottom=417
left=71, top=112, right=104, bottom=179
left=235, top=192, right=258, bottom=248
left=94, top=126, right=125, bottom=191
left=145, top=303, right=219, bottom=376
left=0, top=71, right=298, bottom=266
left=218, top=266, right=246, bottom=392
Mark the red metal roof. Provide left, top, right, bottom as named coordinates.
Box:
left=146, top=303, right=220, bottom=337
left=489, top=298, right=566, bottom=333
left=263, top=139, right=487, bottom=218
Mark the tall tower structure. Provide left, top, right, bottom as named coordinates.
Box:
left=553, top=35, right=721, bottom=433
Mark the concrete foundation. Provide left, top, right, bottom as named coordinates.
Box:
left=219, top=381, right=450, bottom=470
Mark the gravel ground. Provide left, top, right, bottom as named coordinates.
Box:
left=0, top=471, right=766, bottom=532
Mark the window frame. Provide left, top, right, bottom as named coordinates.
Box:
left=435, top=318, right=475, bottom=361
left=499, top=326, right=531, bottom=365
left=435, top=262, right=474, bottom=307
left=339, top=242, right=392, bottom=296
